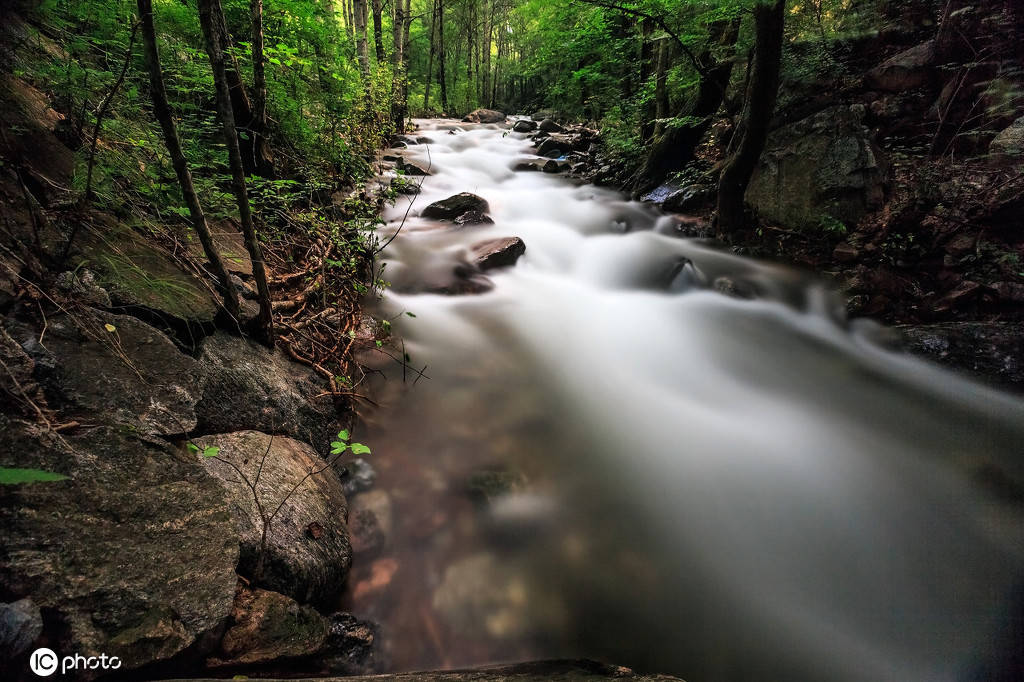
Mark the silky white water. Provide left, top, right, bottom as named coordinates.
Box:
left=348, top=119, right=1024, bottom=681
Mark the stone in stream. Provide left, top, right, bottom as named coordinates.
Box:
left=341, top=457, right=377, bottom=496
left=472, top=237, right=527, bottom=271
left=421, top=192, right=490, bottom=221
left=348, top=489, right=393, bottom=556
left=397, top=157, right=432, bottom=176
left=537, top=135, right=568, bottom=158
left=512, top=160, right=540, bottom=172
left=538, top=117, right=564, bottom=133
left=454, top=210, right=494, bottom=226
left=662, top=184, right=714, bottom=213
left=192, top=431, right=352, bottom=606
left=512, top=119, right=538, bottom=133
left=541, top=159, right=566, bottom=173
left=462, top=108, right=506, bottom=123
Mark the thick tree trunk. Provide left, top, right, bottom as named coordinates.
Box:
left=137, top=0, right=240, bottom=322
left=248, top=0, right=274, bottom=176
left=197, top=0, right=275, bottom=346
left=390, top=0, right=405, bottom=132
left=437, top=0, right=448, bottom=113
left=425, top=0, right=437, bottom=110
left=715, top=0, right=786, bottom=236
left=634, top=18, right=740, bottom=194
left=371, top=0, right=384, bottom=62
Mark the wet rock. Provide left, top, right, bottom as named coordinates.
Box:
left=512, top=119, right=538, bottom=133
left=832, top=242, right=860, bottom=262
left=746, top=105, right=885, bottom=230
left=321, top=612, right=377, bottom=675
left=0, top=598, right=42, bottom=658
left=422, top=192, right=490, bottom=221
left=397, top=157, right=432, bottom=176
left=431, top=267, right=495, bottom=296
left=195, top=332, right=341, bottom=454
left=898, top=322, right=1024, bottom=387
left=192, top=431, right=352, bottom=605
left=341, top=457, right=377, bottom=497
left=416, top=136, right=434, bottom=144
left=10, top=312, right=201, bottom=436
left=662, top=184, right=714, bottom=213
left=454, top=210, right=494, bottom=226
left=348, top=489, right=393, bottom=556
left=472, top=237, right=527, bottom=271
left=210, top=586, right=328, bottom=666
left=382, top=153, right=402, bottom=162
left=538, top=117, right=564, bottom=133
left=865, top=39, right=936, bottom=92
left=541, top=159, right=566, bottom=173
left=462, top=108, right=506, bottom=123
left=640, top=183, right=681, bottom=205
left=935, top=280, right=982, bottom=311
left=989, top=115, right=1024, bottom=158
left=0, top=418, right=239, bottom=673
left=512, top=160, right=540, bottom=172
left=537, top=135, right=569, bottom=158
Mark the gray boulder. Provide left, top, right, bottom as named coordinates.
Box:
left=472, top=237, right=527, bottom=271
left=746, top=105, right=885, bottom=231
left=865, top=40, right=936, bottom=92
left=663, top=185, right=715, bottom=213
left=512, top=119, right=538, bottom=133
left=195, top=332, right=341, bottom=454
left=0, top=598, right=42, bottom=658
left=422, top=193, right=490, bottom=221
left=538, top=118, right=563, bottom=133
left=462, top=108, right=506, bottom=123
left=192, top=431, right=352, bottom=605
left=537, top=136, right=569, bottom=158
left=0, top=417, right=239, bottom=673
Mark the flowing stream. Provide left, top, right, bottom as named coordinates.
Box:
left=341, top=119, right=1024, bottom=682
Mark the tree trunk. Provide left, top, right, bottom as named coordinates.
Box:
left=249, top=0, right=274, bottom=177
left=715, top=0, right=786, bottom=236
left=371, top=0, right=384, bottom=62
left=640, top=18, right=655, bottom=141
left=137, top=0, right=240, bottom=322
left=437, top=0, right=448, bottom=113
left=634, top=18, right=740, bottom=194
left=343, top=0, right=354, bottom=42
left=390, top=0, right=405, bottom=132
left=354, top=0, right=370, bottom=85
left=481, top=1, right=492, bottom=103
left=425, top=0, right=437, bottom=110
left=197, top=0, right=275, bottom=346
left=653, top=38, right=672, bottom=136
left=401, top=0, right=411, bottom=120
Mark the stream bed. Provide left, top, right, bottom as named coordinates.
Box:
left=340, top=119, right=1024, bottom=682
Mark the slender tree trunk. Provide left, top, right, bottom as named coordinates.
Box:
left=715, top=0, right=786, bottom=236
left=249, top=0, right=274, bottom=176
left=197, top=0, right=275, bottom=346
left=343, top=0, right=354, bottom=43
left=401, top=0, right=411, bottom=120
left=354, top=0, right=370, bottom=85
left=425, top=0, right=437, bottom=110
left=653, top=38, right=672, bottom=137
left=137, top=0, right=240, bottom=321
left=437, top=0, right=448, bottom=113
left=640, top=18, right=656, bottom=141
left=390, top=0, right=405, bottom=132
left=371, top=0, right=384, bottom=62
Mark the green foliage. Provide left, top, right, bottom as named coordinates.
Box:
left=186, top=443, right=221, bottom=458
left=0, top=467, right=70, bottom=485
left=330, top=430, right=370, bottom=457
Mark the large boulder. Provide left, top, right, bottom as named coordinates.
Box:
left=537, top=135, right=570, bottom=158
left=192, top=431, right=352, bottom=605
left=512, top=119, right=538, bottom=133
left=989, top=115, right=1024, bottom=158
left=662, top=185, right=715, bottom=213
left=6, top=311, right=202, bottom=436
left=746, top=105, right=885, bottom=231
left=472, top=237, right=527, bottom=271
left=195, top=332, right=342, bottom=454
left=0, top=418, right=240, bottom=675
left=865, top=39, right=936, bottom=92
left=422, top=193, right=490, bottom=221
left=538, top=118, right=564, bottom=133
left=462, top=108, right=506, bottom=123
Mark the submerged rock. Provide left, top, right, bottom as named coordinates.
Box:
left=462, top=108, right=506, bottom=123
left=472, top=237, right=527, bottom=271
left=422, top=192, right=490, bottom=221
left=192, top=431, right=352, bottom=605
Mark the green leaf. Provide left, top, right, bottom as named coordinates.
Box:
left=0, top=467, right=69, bottom=485
left=202, top=446, right=220, bottom=458
left=337, top=430, right=349, bottom=441
left=330, top=441, right=344, bottom=450
left=349, top=443, right=370, bottom=455
left=187, top=443, right=199, bottom=453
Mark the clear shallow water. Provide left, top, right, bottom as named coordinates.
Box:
left=342, top=119, right=1024, bottom=681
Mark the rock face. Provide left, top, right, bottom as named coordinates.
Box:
left=422, top=193, right=490, bottom=221
left=8, top=312, right=202, bottom=436
left=195, top=332, right=341, bottom=454
left=462, top=108, right=506, bottom=123
left=472, top=237, right=527, bottom=271
left=989, top=115, right=1024, bottom=158
left=866, top=40, right=936, bottom=92
left=0, top=418, right=240, bottom=674
left=211, top=587, right=328, bottom=666
left=746, top=105, right=885, bottom=230
left=192, top=431, right=352, bottom=605
left=512, top=119, right=538, bottom=132
left=898, top=322, right=1024, bottom=388
left=0, top=598, right=42, bottom=658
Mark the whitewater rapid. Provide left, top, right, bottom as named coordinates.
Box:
left=347, top=119, right=1024, bottom=682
